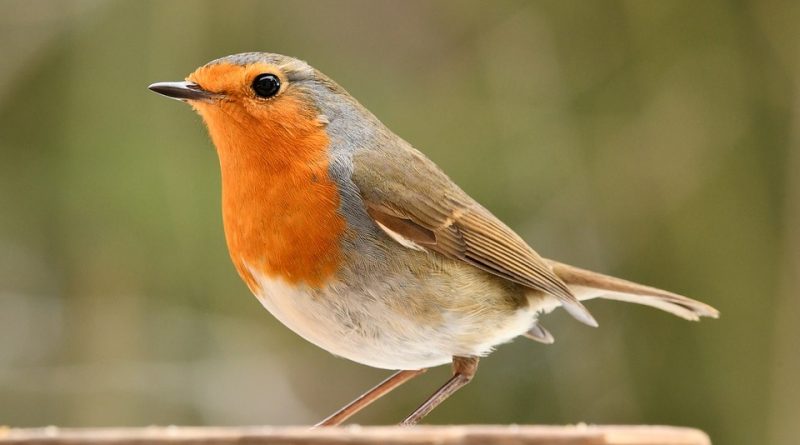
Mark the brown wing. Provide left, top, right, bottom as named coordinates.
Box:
left=352, top=145, right=597, bottom=327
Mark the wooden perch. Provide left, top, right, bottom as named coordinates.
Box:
left=0, top=425, right=710, bottom=445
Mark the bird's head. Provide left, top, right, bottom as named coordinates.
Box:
left=149, top=52, right=344, bottom=167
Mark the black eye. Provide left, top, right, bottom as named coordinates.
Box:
left=251, top=73, right=281, bottom=98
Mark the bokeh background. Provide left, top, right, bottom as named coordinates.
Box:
left=1, top=1, right=798, bottom=444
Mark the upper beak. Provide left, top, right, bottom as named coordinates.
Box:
left=148, top=81, right=220, bottom=102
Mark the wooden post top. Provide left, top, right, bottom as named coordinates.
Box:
left=0, top=425, right=710, bottom=445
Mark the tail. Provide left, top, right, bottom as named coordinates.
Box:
left=548, top=260, right=719, bottom=321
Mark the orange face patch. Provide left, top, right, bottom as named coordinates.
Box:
left=188, top=62, right=345, bottom=290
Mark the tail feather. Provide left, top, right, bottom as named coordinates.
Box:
left=548, top=260, right=719, bottom=321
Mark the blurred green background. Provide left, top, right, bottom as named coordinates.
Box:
left=1, top=1, right=798, bottom=444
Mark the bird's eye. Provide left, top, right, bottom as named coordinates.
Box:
left=251, top=73, right=281, bottom=98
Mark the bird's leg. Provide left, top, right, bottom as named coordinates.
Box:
left=315, top=369, right=426, bottom=426
left=399, top=356, right=479, bottom=426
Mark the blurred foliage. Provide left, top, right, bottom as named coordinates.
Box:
left=1, top=1, right=799, bottom=445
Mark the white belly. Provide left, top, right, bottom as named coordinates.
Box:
left=247, top=266, right=539, bottom=370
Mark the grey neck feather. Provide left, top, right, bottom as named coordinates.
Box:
left=303, top=79, right=393, bottom=264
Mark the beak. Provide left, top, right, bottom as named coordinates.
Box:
left=148, top=81, right=220, bottom=102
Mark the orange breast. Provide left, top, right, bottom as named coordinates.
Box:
left=195, top=92, right=346, bottom=291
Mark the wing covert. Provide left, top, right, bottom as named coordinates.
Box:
left=353, top=147, right=597, bottom=327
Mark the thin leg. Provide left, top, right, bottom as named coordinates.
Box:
left=400, top=356, right=479, bottom=426
left=316, top=369, right=426, bottom=426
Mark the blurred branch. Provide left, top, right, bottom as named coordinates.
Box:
left=0, top=425, right=710, bottom=445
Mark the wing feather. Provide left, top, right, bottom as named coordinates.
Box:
left=353, top=147, right=597, bottom=327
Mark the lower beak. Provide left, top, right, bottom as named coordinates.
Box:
left=148, top=81, right=220, bottom=102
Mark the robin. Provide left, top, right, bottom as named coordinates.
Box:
left=148, top=52, right=718, bottom=426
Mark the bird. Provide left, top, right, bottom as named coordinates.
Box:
left=148, top=52, right=718, bottom=426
